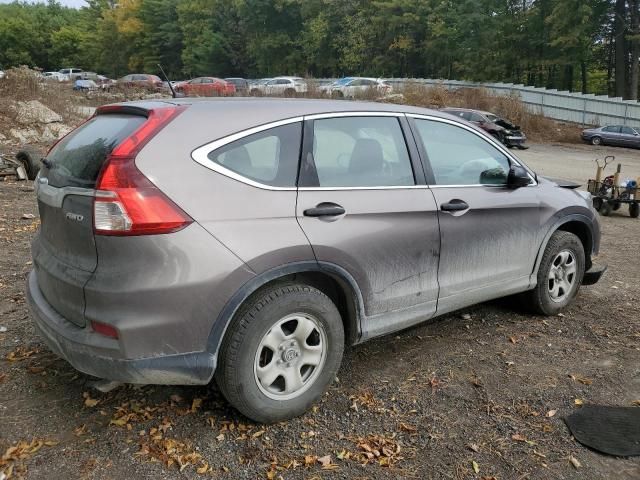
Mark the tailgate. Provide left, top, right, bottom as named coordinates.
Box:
left=33, top=113, right=146, bottom=327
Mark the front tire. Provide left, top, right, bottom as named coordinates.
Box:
left=491, top=131, right=505, bottom=144
left=524, top=231, right=585, bottom=315
left=215, top=283, right=344, bottom=423
left=591, top=136, right=602, bottom=146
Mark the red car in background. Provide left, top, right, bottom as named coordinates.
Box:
left=117, top=74, right=164, bottom=90
left=175, top=77, right=236, bottom=96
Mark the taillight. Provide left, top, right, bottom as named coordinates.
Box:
left=93, top=106, right=193, bottom=236
left=91, top=320, right=119, bottom=339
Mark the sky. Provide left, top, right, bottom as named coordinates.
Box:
left=0, top=0, right=87, bottom=7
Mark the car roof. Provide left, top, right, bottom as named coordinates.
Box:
left=272, top=76, right=304, bottom=80
left=115, top=97, right=453, bottom=119
left=110, top=98, right=470, bottom=152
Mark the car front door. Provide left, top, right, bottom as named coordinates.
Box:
left=296, top=113, right=441, bottom=339
left=409, top=114, right=542, bottom=315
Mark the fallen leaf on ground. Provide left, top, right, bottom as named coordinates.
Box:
left=398, top=423, right=417, bottom=433
left=546, top=409, right=557, bottom=417
left=570, top=374, right=593, bottom=385
left=570, top=456, right=581, bottom=469
left=511, top=434, right=527, bottom=442
left=468, top=443, right=480, bottom=453
left=574, top=399, right=584, bottom=406
left=472, top=460, right=480, bottom=473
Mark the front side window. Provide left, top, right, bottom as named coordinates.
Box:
left=414, top=119, right=511, bottom=186
left=311, top=116, right=414, bottom=187
left=621, top=126, right=636, bottom=135
left=207, top=123, right=302, bottom=187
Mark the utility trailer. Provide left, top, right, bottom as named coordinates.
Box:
left=588, top=155, right=639, bottom=218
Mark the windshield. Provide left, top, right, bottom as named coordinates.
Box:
left=334, top=77, right=353, bottom=86
left=485, top=113, right=500, bottom=122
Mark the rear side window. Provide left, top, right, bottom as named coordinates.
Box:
left=414, top=119, right=510, bottom=185
left=207, top=122, right=302, bottom=187
left=46, top=114, right=146, bottom=188
left=311, top=116, right=414, bottom=188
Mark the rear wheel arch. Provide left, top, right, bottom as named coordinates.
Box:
left=207, top=262, right=363, bottom=368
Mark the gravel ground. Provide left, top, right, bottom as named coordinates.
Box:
left=1, top=142, right=639, bottom=480
left=518, top=142, right=640, bottom=185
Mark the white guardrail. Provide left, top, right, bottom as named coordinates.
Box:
left=315, top=78, right=640, bottom=127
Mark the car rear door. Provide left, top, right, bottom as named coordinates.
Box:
left=620, top=126, right=639, bottom=147
left=33, top=112, right=147, bottom=327
left=296, top=113, right=441, bottom=338
left=409, top=114, right=541, bottom=315
left=601, top=126, right=621, bottom=145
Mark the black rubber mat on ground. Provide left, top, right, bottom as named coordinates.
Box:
left=565, top=406, right=640, bottom=457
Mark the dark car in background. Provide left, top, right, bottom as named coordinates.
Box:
left=581, top=125, right=640, bottom=148
left=117, top=74, right=164, bottom=91
left=441, top=107, right=528, bottom=149
left=225, top=77, right=248, bottom=94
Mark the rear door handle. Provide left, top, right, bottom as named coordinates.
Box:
left=440, top=200, right=469, bottom=212
left=303, top=203, right=346, bottom=217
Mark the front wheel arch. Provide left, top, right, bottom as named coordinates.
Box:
left=532, top=216, right=595, bottom=280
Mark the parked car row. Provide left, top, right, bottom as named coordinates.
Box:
left=319, top=77, right=393, bottom=98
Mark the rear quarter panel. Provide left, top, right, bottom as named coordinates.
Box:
left=135, top=103, right=316, bottom=275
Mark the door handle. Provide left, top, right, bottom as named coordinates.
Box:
left=303, top=203, right=346, bottom=217
left=440, top=199, right=469, bottom=212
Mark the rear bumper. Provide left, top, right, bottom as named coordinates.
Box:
left=582, top=263, right=607, bottom=286
left=26, top=270, right=215, bottom=385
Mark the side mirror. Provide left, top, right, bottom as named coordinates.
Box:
left=507, top=165, right=532, bottom=188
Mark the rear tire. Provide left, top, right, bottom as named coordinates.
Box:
left=524, top=231, right=585, bottom=316
left=600, top=200, right=613, bottom=216
left=630, top=202, right=639, bottom=218
left=16, top=147, right=41, bottom=181
left=215, top=283, right=344, bottom=423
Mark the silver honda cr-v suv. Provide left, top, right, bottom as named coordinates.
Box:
left=27, top=98, right=605, bottom=423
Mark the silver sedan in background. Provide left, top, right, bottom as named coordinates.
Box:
left=582, top=125, right=640, bottom=148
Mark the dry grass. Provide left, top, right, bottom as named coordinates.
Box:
left=394, top=82, right=583, bottom=143
left=0, top=67, right=156, bottom=129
